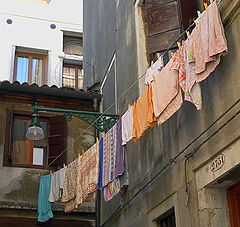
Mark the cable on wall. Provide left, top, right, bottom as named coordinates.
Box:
left=102, top=100, right=240, bottom=226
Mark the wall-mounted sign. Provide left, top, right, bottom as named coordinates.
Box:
left=210, top=154, right=225, bottom=172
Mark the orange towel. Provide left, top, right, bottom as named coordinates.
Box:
left=132, top=84, right=157, bottom=142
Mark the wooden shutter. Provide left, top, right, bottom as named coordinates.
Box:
left=48, top=115, right=67, bottom=167
left=145, top=0, right=197, bottom=53
left=3, top=108, right=14, bottom=166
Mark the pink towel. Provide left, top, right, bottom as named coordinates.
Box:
left=192, top=2, right=227, bottom=82
left=152, top=59, right=183, bottom=125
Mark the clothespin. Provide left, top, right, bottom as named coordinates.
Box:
left=147, top=82, right=150, bottom=87
left=156, top=53, right=160, bottom=60
left=119, top=114, right=121, bottom=120
left=152, top=74, right=156, bottom=82
left=63, top=163, right=66, bottom=168
left=171, top=52, right=174, bottom=59
left=41, top=172, right=43, bottom=176
left=177, top=41, right=181, bottom=49
left=186, top=31, right=190, bottom=38
left=81, top=149, right=84, bottom=155
left=50, top=170, right=53, bottom=174
left=135, top=97, right=138, bottom=102
left=151, top=61, right=154, bottom=69
left=67, top=163, right=69, bottom=168
left=96, top=137, right=99, bottom=143
left=128, top=104, right=131, bottom=109
left=197, top=10, right=201, bottom=17
left=195, top=20, right=198, bottom=27
left=210, top=0, right=213, bottom=3
left=78, top=153, right=80, bottom=158
left=204, top=3, right=208, bottom=11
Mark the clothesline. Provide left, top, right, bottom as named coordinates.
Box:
left=43, top=18, right=197, bottom=171
left=38, top=119, right=128, bottom=222
left=38, top=0, right=227, bottom=223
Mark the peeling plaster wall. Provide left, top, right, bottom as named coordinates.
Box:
left=0, top=101, right=95, bottom=214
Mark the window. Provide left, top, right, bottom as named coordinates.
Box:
left=4, top=109, right=66, bottom=169
left=62, top=35, right=83, bottom=90
left=62, top=64, right=83, bottom=89
left=14, top=51, right=47, bottom=86
left=156, top=208, right=176, bottom=227
left=144, top=0, right=198, bottom=60
left=135, top=0, right=198, bottom=68
left=12, top=115, right=49, bottom=166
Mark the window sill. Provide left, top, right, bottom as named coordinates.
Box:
left=3, top=163, right=54, bottom=170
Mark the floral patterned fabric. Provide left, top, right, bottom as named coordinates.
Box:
left=170, top=46, right=186, bottom=93
left=76, top=142, right=99, bottom=206
left=61, top=159, right=78, bottom=213
left=182, top=36, right=202, bottom=110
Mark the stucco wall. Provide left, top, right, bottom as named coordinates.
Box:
left=0, top=101, right=95, bottom=214
left=83, top=0, right=240, bottom=226
left=0, top=0, right=83, bottom=86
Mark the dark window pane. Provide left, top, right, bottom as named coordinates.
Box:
left=157, top=208, right=176, bottom=227
left=12, top=117, right=49, bottom=166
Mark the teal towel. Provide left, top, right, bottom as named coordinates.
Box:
left=38, top=174, right=53, bottom=222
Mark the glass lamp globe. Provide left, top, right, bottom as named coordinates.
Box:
left=26, top=113, right=44, bottom=140
left=26, top=125, right=44, bottom=140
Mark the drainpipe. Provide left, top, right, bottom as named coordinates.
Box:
left=93, top=97, right=100, bottom=227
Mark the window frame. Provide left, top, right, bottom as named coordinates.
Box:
left=4, top=113, right=49, bottom=169
left=13, top=51, right=48, bottom=85
left=156, top=207, right=176, bottom=227
left=62, top=64, right=83, bottom=90
left=3, top=109, right=67, bottom=170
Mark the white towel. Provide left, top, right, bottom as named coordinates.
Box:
left=121, top=106, right=133, bottom=145
left=59, top=167, right=66, bottom=189
left=48, top=170, right=60, bottom=202
left=144, top=56, right=164, bottom=85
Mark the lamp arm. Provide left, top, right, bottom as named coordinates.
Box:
left=33, top=104, right=119, bottom=133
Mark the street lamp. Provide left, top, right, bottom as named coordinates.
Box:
left=26, top=112, right=44, bottom=140
left=26, top=103, right=119, bottom=140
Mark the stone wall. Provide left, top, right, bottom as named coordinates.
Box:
left=83, top=0, right=240, bottom=226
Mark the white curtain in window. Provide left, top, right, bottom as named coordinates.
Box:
left=32, top=58, right=43, bottom=86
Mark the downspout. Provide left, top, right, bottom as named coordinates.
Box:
left=93, top=97, right=101, bottom=227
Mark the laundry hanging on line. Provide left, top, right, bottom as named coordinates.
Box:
left=37, top=1, right=227, bottom=222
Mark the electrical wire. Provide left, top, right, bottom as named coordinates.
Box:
left=102, top=102, right=240, bottom=226
left=44, top=21, right=196, bottom=169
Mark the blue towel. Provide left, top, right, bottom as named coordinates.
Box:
left=97, top=138, right=103, bottom=189
left=38, top=174, right=53, bottom=222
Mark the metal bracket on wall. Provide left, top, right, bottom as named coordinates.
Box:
left=33, top=103, right=119, bottom=133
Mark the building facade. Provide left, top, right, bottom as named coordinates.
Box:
left=83, top=0, right=240, bottom=226
left=0, top=1, right=99, bottom=226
